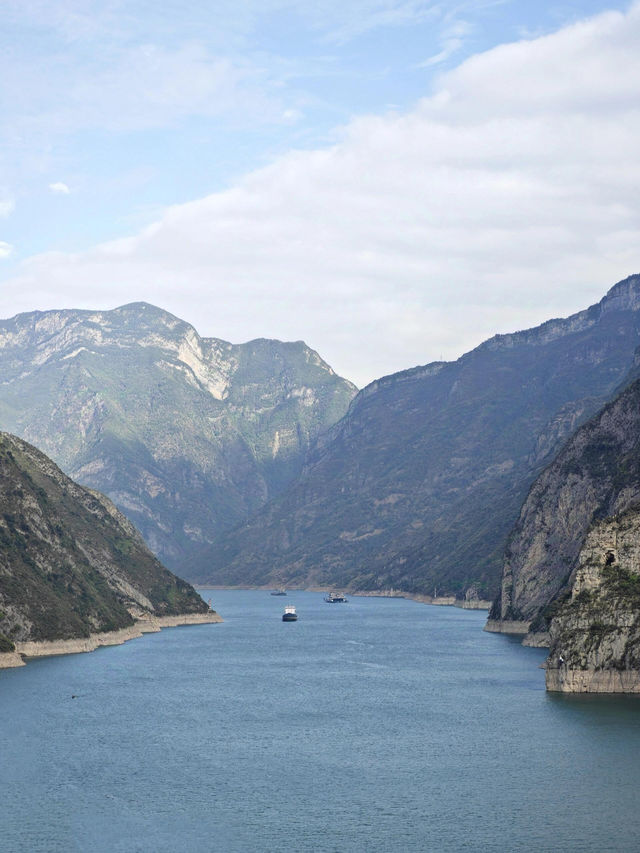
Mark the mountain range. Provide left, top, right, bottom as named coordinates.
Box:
left=3, top=278, right=640, bottom=689
left=194, top=274, right=640, bottom=602
left=0, top=303, right=356, bottom=571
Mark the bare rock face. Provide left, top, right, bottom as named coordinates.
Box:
left=487, top=374, right=640, bottom=640
left=0, top=303, right=356, bottom=572
left=546, top=508, right=640, bottom=693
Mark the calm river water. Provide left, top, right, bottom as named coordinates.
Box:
left=2, top=590, right=640, bottom=852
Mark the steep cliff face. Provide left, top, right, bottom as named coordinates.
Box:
left=0, top=432, right=209, bottom=651
left=546, top=508, right=640, bottom=693
left=196, top=274, right=640, bottom=598
left=0, top=303, right=356, bottom=570
left=487, top=374, right=640, bottom=638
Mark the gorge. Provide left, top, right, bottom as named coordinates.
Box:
left=4, top=277, right=640, bottom=691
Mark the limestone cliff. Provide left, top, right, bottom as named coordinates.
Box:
left=0, top=303, right=356, bottom=570
left=0, top=432, right=210, bottom=653
left=487, top=372, right=640, bottom=640
left=546, top=508, right=640, bottom=692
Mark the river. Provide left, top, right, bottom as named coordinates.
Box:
left=1, top=590, right=639, bottom=852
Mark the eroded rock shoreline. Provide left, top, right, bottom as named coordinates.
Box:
left=545, top=667, right=640, bottom=693
left=0, top=612, right=222, bottom=670
left=355, top=590, right=492, bottom=610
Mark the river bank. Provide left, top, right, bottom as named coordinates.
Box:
left=195, top=584, right=492, bottom=611
left=356, top=589, right=492, bottom=610
left=0, top=611, right=222, bottom=670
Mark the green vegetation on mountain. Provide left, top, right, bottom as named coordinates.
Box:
left=0, top=303, right=356, bottom=571
left=195, top=275, right=640, bottom=600
left=0, top=432, right=208, bottom=644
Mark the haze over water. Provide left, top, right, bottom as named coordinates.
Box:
left=2, top=590, right=639, bottom=852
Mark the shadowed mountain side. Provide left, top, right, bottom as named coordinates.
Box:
left=0, top=432, right=209, bottom=649
left=488, top=372, right=640, bottom=640
left=195, top=274, right=640, bottom=600
left=0, top=303, right=356, bottom=570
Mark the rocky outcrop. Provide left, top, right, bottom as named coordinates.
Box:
left=0, top=651, right=24, bottom=668
left=488, top=372, right=640, bottom=640
left=484, top=619, right=530, bottom=635
left=196, top=274, right=640, bottom=600
left=545, top=508, right=640, bottom=692
left=0, top=432, right=214, bottom=648
left=0, top=303, right=356, bottom=570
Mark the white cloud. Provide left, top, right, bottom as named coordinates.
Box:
left=0, top=242, right=13, bottom=259
left=49, top=181, right=70, bottom=194
left=417, top=18, right=473, bottom=67
left=0, top=1, right=448, bottom=143
left=282, top=108, right=303, bottom=123
left=2, top=0, right=443, bottom=44
left=0, top=197, right=14, bottom=217
left=0, top=43, right=283, bottom=138
left=3, top=3, right=640, bottom=387
left=299, top=0, right=442, bottom=42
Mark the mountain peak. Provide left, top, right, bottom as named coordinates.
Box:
left=106, top=302, right=192, bottom=336
left=111, top=301, right=183, bottom=321
left=194, top=273, right=640, bottom=601
left=601, top=273, right=640, bottom=312
left=0, top=303, right=357, bottom=570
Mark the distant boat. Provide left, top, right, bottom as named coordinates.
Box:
left=270, top=588, right=287, bottom=596
left=324, top=592, right=348, bottom=603
left=282, top=605, right=298, bottom=622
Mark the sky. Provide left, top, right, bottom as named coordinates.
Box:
left=1, top=0, right=639, bottom=387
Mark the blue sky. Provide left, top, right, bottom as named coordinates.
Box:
left=1, top=1, right=639, bottom=384
left=1, top=0, right=627, bottom=257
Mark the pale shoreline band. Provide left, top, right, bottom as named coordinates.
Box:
left=195, top=584, right=493, bottom=611
left=0, top=611, right=222, bottom=670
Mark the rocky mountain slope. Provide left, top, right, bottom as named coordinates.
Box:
left=0, top=303, right=356, bottom=570
left=545, top=507, right=640, bottom=693
left=194, top=274, right=640, bottom=599
left=486, top=372, right=640, bottom=641
left=0, top=432, right=210, bottom=656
